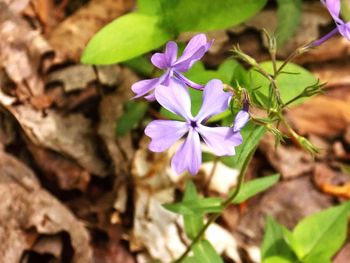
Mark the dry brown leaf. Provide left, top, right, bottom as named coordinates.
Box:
left=259, top=133, right=314, bottom=178
left=1, top=0, right=30, bottom=13
left=0, top=150, right=93, bottom=263
left=334, top=242, right=350, bottom=263
left=27, top=142, right=91, bottom=191
left=313, top=163, right=350, bottom=199
left=236, top=176, right=332, bottom=244
left=0, top=2, right=53, bottom=98
left=7, top=104, right=107, bottom=176
left=48, top=0, right=134, bottom=61
left=287, top=94, right=350, bottom=137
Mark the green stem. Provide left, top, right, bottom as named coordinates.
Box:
left=174, top=148, right=256, bottom=263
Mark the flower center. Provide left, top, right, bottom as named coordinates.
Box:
left=190, top=120, right=197, bottom=128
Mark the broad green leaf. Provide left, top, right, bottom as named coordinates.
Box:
left=221, top=123, right=266, bottom=169
left=192, top=240, right=223, bottom=263
left=291, top=202, right=350, bottom=261
left=123, top=56, right=154, bottom=76
left=263, top=256, right=294, bottom=263
left=249, top=61, right=317, bottom=106
left=276, top=0, right=302, bottom=46
left=116, top=101, right=148, bottom=136
left=163, top=197, right=223, bottom=215
left=81, top=13, right=173, bottom=65
left=232, top=174, right=280, bottom=204
left=182, top=256, right=199, bottom=263
left=182, top=181, right=205, bottom=240
left=137, top=0, right=162, bottom=15
left=160, top=0, right=267, bottom=32
left=261, top=216, right=296, bottom=262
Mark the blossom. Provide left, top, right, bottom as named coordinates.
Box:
left=131, top=34, right=212, bottom=100
left=233, top=110, right=250, bottom=133
left=144, top=79, right=242, bottom=175
left=318, top=0, right=350, bottom=43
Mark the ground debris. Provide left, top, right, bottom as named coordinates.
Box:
left=0, top=150, right=93, bottom=263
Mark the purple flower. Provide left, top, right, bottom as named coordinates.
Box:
left=319, top=0, right=350, bottom=42
left=132, top=34, right=213, bottom=100
left=144, top=79, right=242, bottom=175
left=233, top=110, right=250, bottom=133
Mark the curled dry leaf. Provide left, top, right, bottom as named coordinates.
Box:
left=0, top=150, right=92, bottom=262
left=48, top=0, right=134, bottom=61
left=314, top=163, right=350, bottom=199
left=0, top=2, right=53, bottom=98
left=259, top=133, right=314, bottom=178
left=287, top=94, right=350, bottom=137
left=7, top=104, right=107, bottom=176
left=46, top=64, right=121, bottom=93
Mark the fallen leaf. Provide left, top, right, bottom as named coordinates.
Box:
left=287, top=94, right=350, bottom=137
left=9, top=104, right=107, bottom=176
left=0, top=150, right=93, bottom=262
left=259, top=133, right=314, bottom=178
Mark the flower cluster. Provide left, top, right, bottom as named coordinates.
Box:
left=132, top=34, right=249, bottom=175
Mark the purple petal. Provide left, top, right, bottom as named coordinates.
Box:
left=338, top=21, right=350, bottom=40
left=198, top=125, right=242, bottom=156
left=173, top=34, right=213, bottom=72
left=322, top=0, right=341, bottom=21
left=151, top=53, right=168, bottom=69
left=195, top=79, right=231, bottom=122
left=233, top=111, right=250, bottom=132
left=131, top=78, right=160, bottom=100
left=174, top=72, right=204, bottom=90
left=154, top=78, right=193, bottom=120
left=164, top=41, right=178, bottom=66
left=145, top=120, right=189, bottom=152
left=171, top=129, right=201, bottom=175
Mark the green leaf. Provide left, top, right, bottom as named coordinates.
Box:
left=232, top=174, right=280, bottom=204
left=192, top=240, right=223, bottom=263
left=291, top=202, right=350, bottom=261
left=249, top=61, right=317, bottom=106
left=182, top=181, right=205, bottom=240
left=160, top=0, right=267, bottom=32
left=163, top=197, right=223, bottom=215
left=81, top=13, right=173, bottom=65
left=182, top=256, right=199, bottom=263
left=276, top=0, right=302, bottom=46
left=116, top=101, right=148, bottom=136
left=263, top=256, right=294, bottom=263
left=261, top=216, right=296, bottom=262
left=341, top=0, right=350, bottom=21
left=137, top=0, right=162, bottom=15
left=122, top=56, right=154, bottom=76
left=221, top=122, right=266, bottom=169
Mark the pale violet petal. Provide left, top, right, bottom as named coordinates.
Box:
left=233, top=111, right=250, bottom=132
left=145, top=120, right=189, bottom=152
left=195, top=79, right=231, bottom=122
left=151, top=53, right=168, bottom=69
left=198, top=125, right=242, bottom=156
left=131, top=78, right=160, bottom=99
left=154, top=78, right=193, bottom=120
left=165, top=41, right=178, bottom=66
left=173, top=34, right=212, bottom=72
left=171, top=129, right=201, bottom=175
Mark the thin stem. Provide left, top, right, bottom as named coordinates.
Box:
left=309, top=27, right=339, bottom=48
left=174, top=149, right=256, bottom=263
